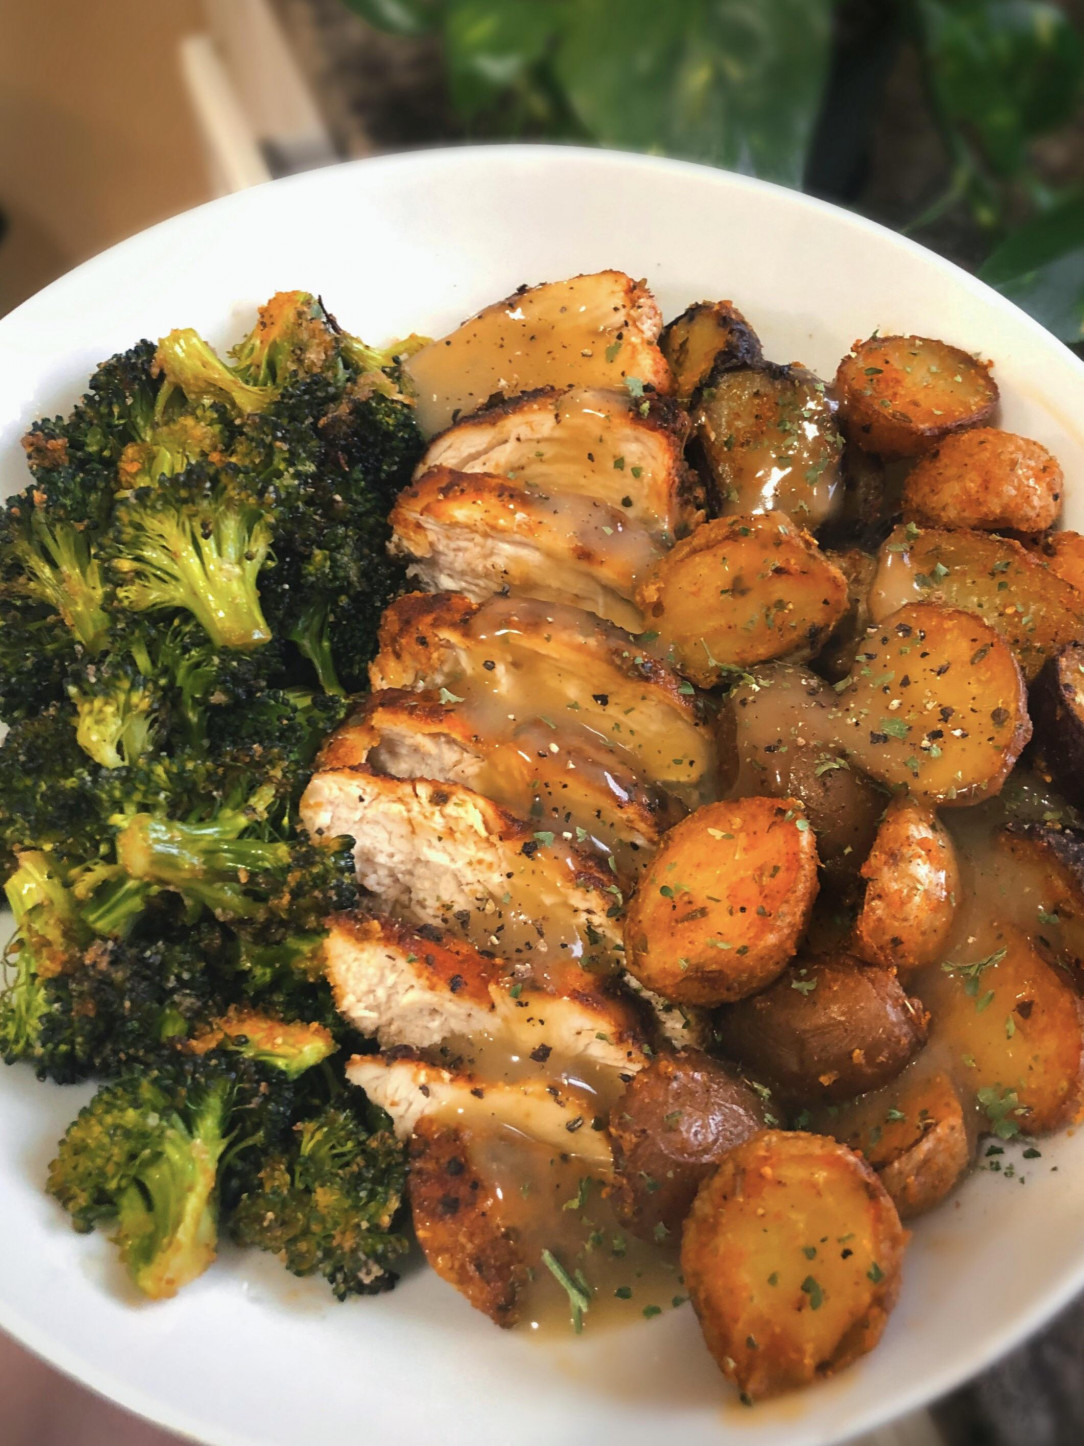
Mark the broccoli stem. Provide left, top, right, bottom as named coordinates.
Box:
left=115, top=812, right=290, bottom=922
left=18, top=513, right=109, bottom=652
left=287, top=598, right=343, bottom=696
left=155, top=330, right=276, bottom=416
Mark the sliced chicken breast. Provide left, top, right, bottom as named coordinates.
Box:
left=324, top=913, right=648, bottom=1081
left=299, top=766, right=624, bottom=988
left=416, top=387, right=700, bottom=537
left=390, top=466, right=661, bottom=633
left=347, top=1053, right=614, bottom=1169
left=404, top=271, right=672, bottom=436
left=320, top=690, right=680, bottom=879
left=368, top=592, right=716, bottom=799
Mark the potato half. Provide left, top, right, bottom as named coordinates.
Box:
left=854, top=797, right=960, bottom=972
left=902, top=427, right=1062, bottom=534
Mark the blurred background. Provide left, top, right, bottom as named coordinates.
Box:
left=2, top=2, right=1084, bottom=1444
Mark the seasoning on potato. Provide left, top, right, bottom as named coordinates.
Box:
left=635, top=513, right=848, bottom=688
left=854, top=797, right=960, bottom=971
left=902, top=427, right=1062, bottom=534
left=681, top=1130, right=906, bottom=1399
left=839, top=602, right=1031, bottom=803
left=609, top=1050, right=772, bottom=1237
left=623, top=796, right=819, bottom=1006
left=659, top=299, right=762, bottom=402
left=715, top=953, right=928, bottom=1103
left=835, top=334, right=998, bottom=458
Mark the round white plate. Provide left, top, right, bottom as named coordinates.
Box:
left=1, top=145, right=1083, bottom=1446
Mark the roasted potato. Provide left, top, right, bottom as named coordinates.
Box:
left=623, top=796, right=819, bottom=1006
left=816, top=547, right=878, bottom=681
left=835, top=335, right=998, bottom=458
left=694, top=364, right=843, bottom=526
left=681, top=1130, right=906, bottom=1399
left=818, top=445, right=890, bottom=552
left=635, top=513, right=848, bottom=687
left=715, top=954, right=928, bottom=1103
left=609, top=1050, right=771, bottom=1237
left=1034, top=530, right=1084, bottom=596
left=409, top=1118, right=527, bottom=1326
left=995, top=823, right=1084, bottom=982
left=839, top=603, right=1031, bottom=803
left=871, top=524, right=1084, bottom=681
left=924, top=923, right=1084, bottom=1134
left=659, top=300, right=762, bottom=402
left=902, top=427, right=1062, bottom=534
left=824, top=1067, right=973, bottom=1219
left=1030, top=644, right=1084, bottom=811
left=853, top=797, right=960, bottom=972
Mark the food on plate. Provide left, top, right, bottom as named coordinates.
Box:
left=623, top=796, right=819, bottom=1006
left=871, top=524, right=1084, bottom=681
left=835, top=334, right=998, bottom=457
left=853, top=798, right=960, bottom=971
left=901, top=427, right=1062, bottom=534
left=715, top=954, right=928, bottom=1103
left=1030, top=643, right=1084, bottom=811
left=404, top=271, right=672, bottom=435
left=6, top=267, right=1084, bottom=1404
left=659, top=299, right=763, bottom=402
left=609, top=1049, right=771, bottom=1236
left=692, top=363, right=843, bottom=526
left=681, top=1130, right=906, bottom=1399
left=822, top=1066, right=973, bottom=1219
left=634, top=513, right=849, bottom=687
left=416, top=385, right=700, bottom=537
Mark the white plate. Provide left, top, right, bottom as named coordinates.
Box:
left=1, top=144, right=1083, bottom=1446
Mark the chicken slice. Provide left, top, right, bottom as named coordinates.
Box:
left=320, top=690, right=680, bottom=879
left=347, top=1053, right=613, bottom=1169
left=324, top=913, right=648, bottom=1081
left=390, top=466, right=661, bottom=633
left=408, top=1118, right=528, bottom=1327
left=416, top=387, right=700, bottom=538
left=368, top=592, right=716, bottom=799
left=299, top=766, right=624, bottom=988
left=403, top=271, right=672, bottom=436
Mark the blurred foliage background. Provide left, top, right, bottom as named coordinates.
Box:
left=342, top=0, right=1084, bottom=345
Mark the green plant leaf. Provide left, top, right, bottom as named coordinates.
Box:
left=444, top=0, right=559, bottom=119
left=919, top=0, right=1084, bottom=175
left=553, top=0, right=834, bottom=186
left=979, top=196, right=1084, bottom=341
left=342, top=0, right=441, bottom=37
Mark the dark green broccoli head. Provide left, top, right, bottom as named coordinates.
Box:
left=0, top=486, right=110, bottom=653
left=0, top=599, right=78, bottom=725
left=0, top=707, right=107, bottom=859
left=229, top=1103, right=408, bottom=1298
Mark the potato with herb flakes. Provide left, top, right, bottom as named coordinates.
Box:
left=609, top=1050, right=772, bottom=1238
left=715, top=954, right=928, bottom=1104
left=681, top=1130, right=906, bottom=1399
left=693, top=364, right=844, bottom=526
left=623, top=796, right=819, bottom=1006
left=839, top=602, right=1031, bottom=803
left=1034, top=530, right=1084, bottom=595
left=924, top=924, right=1084, bottom=1135
left=902, top=427, right=1062, bottom=535
left=659, top=300, right=763, bottom=402
left=635, top=513, right=848, bottom=688
left=835, top=335, right=997, bottom=458
left=854, top=797, right=960, bottom=972
left=995, top=823, right=1084, bottom=981
left=824, top=1067, right=973, bottom=1220
left=871, top=523, right=1084, bottom=681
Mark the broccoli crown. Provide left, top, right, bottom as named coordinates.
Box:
left=189, top=1007, right=336, bottom=1079
left=46, top=1054, right=234, bottom=1298
left=67, top=641, right=163, bottom=771
left=0, top=487, right=110, bottom=653
left=0, top=600, right=78, bottom=723
left=0, top=708, right=106, bottom=859
left=229, top=1103, right=408, bottom=1298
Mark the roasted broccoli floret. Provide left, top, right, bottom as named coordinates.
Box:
left=109, top=464, right=273, bottom=650
left=68, top=642, right=163, bottom=770
left=0, top=486, right=110, bottom=653
left=0, top=601, right=78, bottom=724
left=229, top=1103, right=408, bottom=1298
left=229, top=291, right=341, bottom=390
left=189, top=1007, right=336, bottom=1079
left=46, top=1056, right=234, bottom=1298
left=0, top=707, right=106, bottom=858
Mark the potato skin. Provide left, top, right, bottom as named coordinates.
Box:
left=1029, top=644, right=1084, bottom=812
left=609, top=1050, right=771, bottom=1237
left=902, top=427, right=1062, bottom=534
left=854, top=797, right=960, bottom=971
left=816, top=548, right=878, bottom=682
left=716, top=954, right=929, bottom=1103
left=624, top=797, right=819, bottom=1006
left=995, top=823, right=1084, bottom=983
left=659, top=300, right=762, bottom=402
left=681, top=1130, right=906, bottom=1399
left=836, top=335, right=997, bottom=459
left=635, top=513, right=848, bottom=687
left=1036, top=530, right=1084, bottom=595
